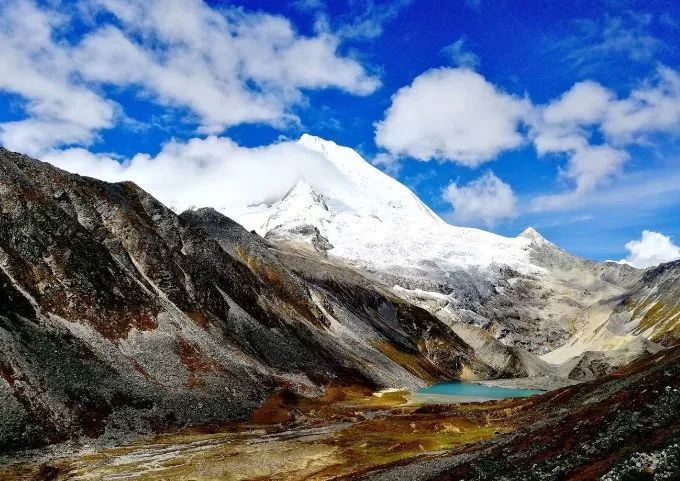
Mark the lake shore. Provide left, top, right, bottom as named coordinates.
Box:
left=473, top=376, right=580, bottom=391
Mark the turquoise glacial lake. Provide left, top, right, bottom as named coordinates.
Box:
left=416, top=381, right=543, bottom=401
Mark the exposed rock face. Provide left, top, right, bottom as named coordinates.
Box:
left=0, top=148, right=492, bottom=451
left=612, top=259, right=680, bottom=343
left=182, top=207, right=494, bottom=381
left=543, top=259, right=680, bottom=364
left=376, top=226, right=644, bottom=360
left=557, top=337, right=661, bottom=380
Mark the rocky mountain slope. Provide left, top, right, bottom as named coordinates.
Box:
left=612, top=259, right=680, bottom=343
left=0, top=147, right=492, bottom=451
left=2, top=341, right=676, bottom=480
left=225, top=135, right=651, bottom=369
left=543, top=258, right=680, bottom=365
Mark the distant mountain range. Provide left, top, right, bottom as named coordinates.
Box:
left=0, top=142, right=677, bottom=454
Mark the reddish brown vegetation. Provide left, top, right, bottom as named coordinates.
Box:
left=250, top=390, right=299, bottom=424
left=177, top=337, right=224, bottom=388
left=42, top=290, right=159, bottom=341
left=185, top=309, right=211, bottom=328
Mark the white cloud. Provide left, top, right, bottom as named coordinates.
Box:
left=0, top=0, right=116, bottom=155
left=535, top=67, right=680, bottom=148
left=370, top=152, right=401, bottom=176
left=531, top=145, right=629, bottom=211
left=301, top=0, right=412, bottom=41
left=441, top=38, right=480, bottom=69
left=80, top=0, right=379, bottom=131
left=602, top=66, right=680, bottom=144
left=595, top=14, right=660, bottom=62
left=0, top=120, right=105, bottom=158
left=618, top=230, right=680, bottom=268
left=530, top=66, right=680, bottom=210
left=540, top=81, right=613, bottom=127
left=41, top=148, right=127, bottom=181
left=335, top=0, right=412, bottom=40
left=532, top=81, right=616, bottom=172
left=0, top=0, right=379, bottom=153
left=443, top=171, right=517, bottom=226
left=562, top=145, right=629, bottom=193
left=375, top=68, right=530, bottom=166
left=42, top=137, right=356, bottom=214
left=374, top=64, right=680, bottom=211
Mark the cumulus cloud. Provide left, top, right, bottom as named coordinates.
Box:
left=442, top=171, right=517, bottom=226
left=42, top=137, right=356, bottom=214
left=0, top=0, right=379, bottom=153
left=540, top=81, right=614, bottom=127
left=535, top=67, right=680, bottom=148
left=375, top=64, right=680, bottom=212
left=77, top=0, right=379, bottom=133
left=617, top=230, right=680, bottom=268
left=373, top=67, right=673, bottom=210
left=375, top=68, right=531, bottom=166
left=41, top=148, right=127, bottom=181
left=530, top=67, right=680, bottom=210
left=601, top=66, right=680, bottom=143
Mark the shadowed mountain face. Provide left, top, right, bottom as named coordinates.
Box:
left=0, top=148, right=492, bottom=451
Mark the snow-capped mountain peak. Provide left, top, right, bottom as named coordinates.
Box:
left=519, top=227, right=550, bottom=245
left=262, top=179, right=332, bottom=236
left=296, top=134, right=444, bottom=226
left=226, top=135, right=653, bottom=362
left=226, top=135, right=540, bottom=280
left=280, top=179, right=328, bottom=212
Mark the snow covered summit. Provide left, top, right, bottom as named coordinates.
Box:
left=229, top=134, right=541, bottom=281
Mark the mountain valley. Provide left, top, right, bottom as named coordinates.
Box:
left=0, top=141, right=678, bottom=480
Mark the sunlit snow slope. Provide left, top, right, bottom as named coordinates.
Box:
left=232, top=134, right=540, bottom=280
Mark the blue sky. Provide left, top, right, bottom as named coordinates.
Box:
left=0, top=0, right=679, bottom=264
